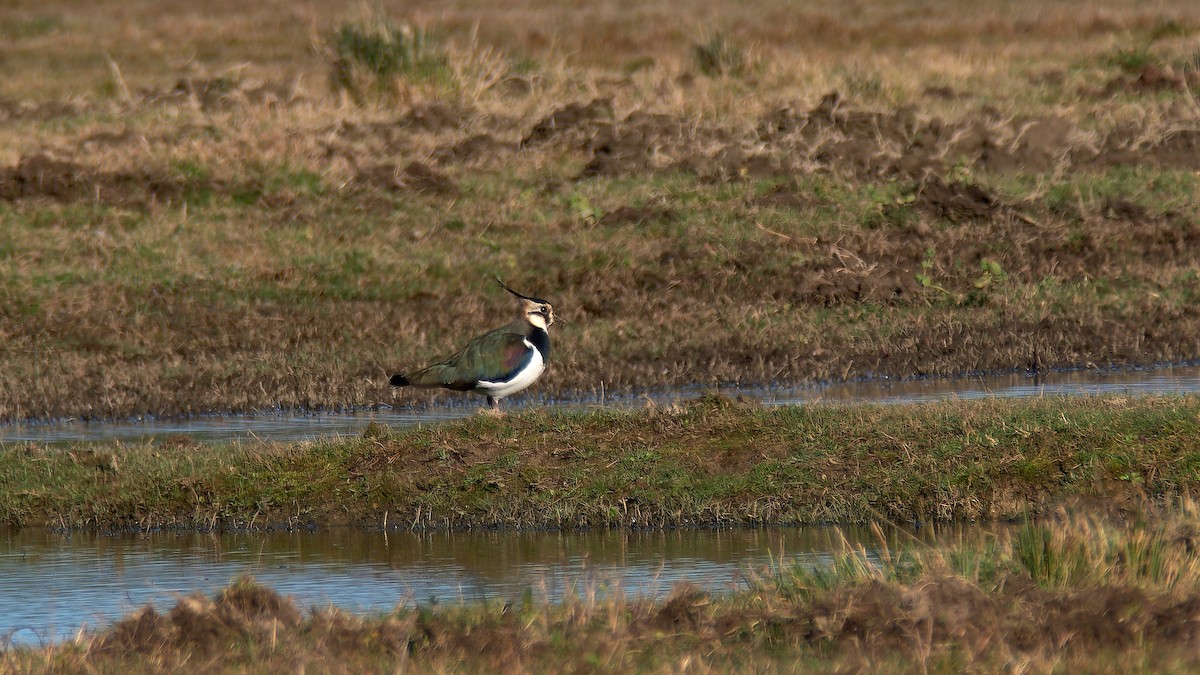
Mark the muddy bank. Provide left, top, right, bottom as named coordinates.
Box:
left=16, top=577, right=1185, bottom=672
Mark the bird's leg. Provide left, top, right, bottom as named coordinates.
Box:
left=480, top=395, right=503, bottom=417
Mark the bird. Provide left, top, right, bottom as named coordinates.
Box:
left=389, top=279, right=557, bottom=414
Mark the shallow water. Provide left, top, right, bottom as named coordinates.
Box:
left=0, top=524, right=975, bottom=646
left=1, top=364, right=1198, bottom=446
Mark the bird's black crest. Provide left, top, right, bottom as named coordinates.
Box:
left=389, top=373, right=410, bottom=387
left=495, top=277, right=550, bottom=305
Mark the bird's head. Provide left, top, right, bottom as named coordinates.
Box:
left=496, top=278, right=556, bottom=330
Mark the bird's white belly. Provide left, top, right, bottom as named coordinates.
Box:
left=476, top=342, right=545, bottom=399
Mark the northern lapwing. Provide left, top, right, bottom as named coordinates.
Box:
left=389, top=279, right=556, bottom=413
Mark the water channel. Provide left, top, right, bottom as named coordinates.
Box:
left=2, top=364, right=1198, bottom=447
left=2, top=524, right=951, bottom=646
left=0, top=364, right=1197, bottom=646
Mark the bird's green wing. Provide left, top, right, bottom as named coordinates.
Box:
left=406, top=327, right=532, bottom=390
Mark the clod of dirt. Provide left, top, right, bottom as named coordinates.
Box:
left=0, top=154, right=191, bottom=206
left=171, top=77, right=238, bottom=107
left=1101, top=198, right=1149, bottom=222
left=648, top=584, right=710, bottom=632
left=813, top=577, right=1002, bottom=656
left=141, top=77, right=300, bottom=110
left=494, top=75, right=536, bottom=97
left=599, top=204, right=679, bottom=227
left=355, top=161, right=456, bottom=194
left=1013, top=117, right=1073, bottom=171
left=580, top=111, right=677, bottom=177
left=93, top=581, right=301, bottom=656
left=1101, top=64, right=1197, bottom=96
left=0, top=154, right=87, bottom=201
left=923, top=85, right=961, bottom=99
left=952, top=117, right=1074, bottom=174
left=81, top=128, right=139, bottom=148
left=1143, top=129, right=1200, bottom=170
left=746, top=184, right=819, bottom=211
left=945, top=121, right=992, bottom=158
left=759, top=95, right=1093, bottom=178
left=521, top=97, right=614, bottom=147
left=399, top=102, right=472, bottom=133
left=758, top=93, right=931, bottom=178
left=157, top=433, right=201, bottom=450
left=811, top=137, right=891, bottom=177
left=433, top=133, right=514, bottom=164
left=0, top=97, right=85, bottom=121
left=555, top=95, right=1200, bottom=181
left=580, top=109, right=744, bottom=179
left=756, top=91, right=860, bottom=139
left=913, top=176, right=1000, bottom=222
left=708, top=146, right=780, bottom=180
left=757, top=102, right=807, bottom=139
left=1093, top=123, right=1200, bottom=171
left=812, top=90, right=848, bottom=123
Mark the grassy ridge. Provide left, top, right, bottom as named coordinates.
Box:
left=7, top=501, right=1200, bottom=671
left=2, top=395, right=1198, bottom=531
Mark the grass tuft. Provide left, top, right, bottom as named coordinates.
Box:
left=1149, top=18, right=1194, bottom=41
left=692, top=32, right=748, bottom=77
left=1111, top=44, right=1157, bottom=73
left=775, top=500, right=1200, bottom=594
left=0, top=14, right=63, bottom=40
left=325, top=7, right=451, bottom=102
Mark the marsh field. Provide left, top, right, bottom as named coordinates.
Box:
left=4, top=0, right=1200, bottom=421
left=4, top=0, right=1200, bottom=671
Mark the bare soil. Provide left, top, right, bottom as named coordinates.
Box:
left=0, top=154, right=195, bottom=207
left=8, top=94, right=1200, bottom=202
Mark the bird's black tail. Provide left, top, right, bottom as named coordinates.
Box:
left=389, top=373, right=410, bottom=387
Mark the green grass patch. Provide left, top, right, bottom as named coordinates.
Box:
left=326, top=7, right=452, bottom=102
left=692, top=31, right=748, bottom=78
left=0, top=14, right=64, bottom=40
left=2, top=395, right=1198, bottom=531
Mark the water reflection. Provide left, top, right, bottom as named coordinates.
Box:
left=0, top=525, right=958, bottom=646
left=762, top=363, right=1200, bottom=405
left=0, top=408, right=474, bottom=447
